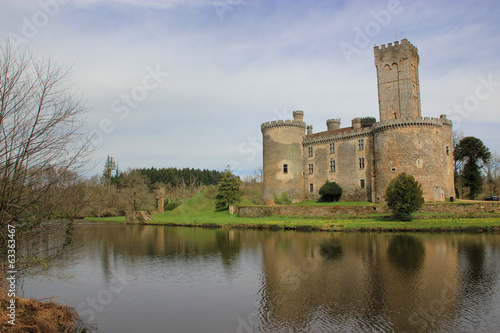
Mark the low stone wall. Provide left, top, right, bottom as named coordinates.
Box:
left=237, top=202, right=500, bottom=218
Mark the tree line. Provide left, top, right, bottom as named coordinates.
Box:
left=134, top=167, right=223, bottom=189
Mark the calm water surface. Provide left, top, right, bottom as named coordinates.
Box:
left=20, top=223, right=500, bottom=332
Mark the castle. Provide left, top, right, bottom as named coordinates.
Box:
left=261, top=39, right=454, bottom=204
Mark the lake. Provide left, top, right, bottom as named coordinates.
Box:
left=20, top=223, right=500, bottom=332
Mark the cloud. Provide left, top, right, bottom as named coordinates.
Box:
left=1, top=0, right=499, bottom=174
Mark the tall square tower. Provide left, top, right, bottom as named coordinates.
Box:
left=374, top=39, right=421, bottom=121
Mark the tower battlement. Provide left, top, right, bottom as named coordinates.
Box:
left=326, top=118, right=341, bottom=131
left=261, top=119, right=306, bottom=132
left=374, top=38, right=417, bottom=53
left=372, top=116, right=452, bottom=132
left=261, top=110, right=307, bottom=132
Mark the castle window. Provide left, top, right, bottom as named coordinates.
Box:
left=391, top=167, right=396, bottom=172
left=330, top=160, right=336, bottom=172
left=283, top=164, right=288, bottom=174
left=308, top=146, right=313, bottom=157
left=309, top=183, right=314, bottom=193
left=358, top=139, right=364, bottom=151
left=359, top=157, right=365, bottom=169
left=446, top=146, right=450, bottom=155
left=360, top=179, right=365, bottom=189
left=308, top=164, right=314, bottom=174
left=330, top=143, right=335, bottom=154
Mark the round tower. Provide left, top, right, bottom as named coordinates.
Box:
left=261, top=111, right=306, bottom=204
left=372, top=118, right=454, bottom=203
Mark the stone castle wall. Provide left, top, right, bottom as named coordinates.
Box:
left=303, top=127, right=374, bottom=202
left=238, top=202, right=500, bottom=218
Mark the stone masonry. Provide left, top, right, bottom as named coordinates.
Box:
left=261, top=39, right=455, bottom=204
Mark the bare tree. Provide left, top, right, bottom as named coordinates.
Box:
left=484, top=152, right=500, bottom=196
left=0, top=40, right=94, bottom=269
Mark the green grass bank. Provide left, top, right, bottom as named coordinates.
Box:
left=88, top=189, right=500, bottom=232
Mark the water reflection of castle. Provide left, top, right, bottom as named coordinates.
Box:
left=257, top=233, right=497, bottom=332
left=87, top=226, right=499, bottom=332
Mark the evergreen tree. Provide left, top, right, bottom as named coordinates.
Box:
left=385, top=173, right=425, bottom=221
left=318, top=181, right=343, bottom=202
left=102, top=155, right=117, bottom=188
left=454, top=136, right=491, bottom=199
left=215, top=168, right=242, bottom=210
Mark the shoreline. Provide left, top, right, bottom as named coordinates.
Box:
left=139, top=222, right=500, bottom=234
left=85, top=218, right=500, bottom=234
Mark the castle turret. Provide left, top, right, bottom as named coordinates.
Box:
left=307, top=125, right=313, bottom=135
left=326, top=119, right=341, bottom=131
left=261, top=111, right=306, bottom=204
left=352, top=118, right=362, bottom=129
left=293, top=110, right=304, bottom=122
left=374, top=39, right=421, bottom=121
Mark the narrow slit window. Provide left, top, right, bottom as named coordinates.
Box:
left=309, top=183, right=314, bottom=193
left=359, top=157, right=365, bottom=169
left=283, top=164, right=288, bottom=174
left=360, top=179, right=365, bottom=189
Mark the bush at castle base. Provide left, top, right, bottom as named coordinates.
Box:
left=319, top=181, right=343, bottom=202
left=385, top=173, right=425, bottom=221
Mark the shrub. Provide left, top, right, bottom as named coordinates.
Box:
left=273, top=192, right=292, bottom=205
left=204, top=185, right=218, bottom=199
left=318, top=181, right=343, bottom=202
left=164, top=202, right=180, bottom=211
left=384, top=172, right=425, bottom=221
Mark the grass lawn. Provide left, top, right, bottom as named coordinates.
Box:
left=87, top=190, right=500, bottom=231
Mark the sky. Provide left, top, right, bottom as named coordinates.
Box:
left=1, top=0, right=499, bottom=177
